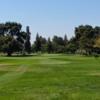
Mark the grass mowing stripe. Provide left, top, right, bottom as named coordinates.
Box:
left=0, top=65, right=28, bottom=88
left=0, top=54, right=99, bottom=100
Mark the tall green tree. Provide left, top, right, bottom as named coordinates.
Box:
left=64, top=34, right=68, bottom=46
left=0, top=22, right=30, bottom=56
left=47, top=38, right=53, bottom=53
left=34, top=33, right=41, bottom=52
left=52, top=36, right=65, bottom=53
left=25, top=26, right=31, bottom=54
left=40, top=36, right=47, bottom=52
left=75, top=25, right=95, bottom=55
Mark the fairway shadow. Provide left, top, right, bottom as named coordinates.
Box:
left=0, top=54, right=42, bottom=57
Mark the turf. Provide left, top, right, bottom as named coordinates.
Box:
left=0, top=54, right=100, bottom=100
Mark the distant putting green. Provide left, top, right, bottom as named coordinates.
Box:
left=0, top=54, right=100, bottom=100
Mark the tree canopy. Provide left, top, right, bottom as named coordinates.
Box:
left=0, top=22, right=100, bottom=56
left=0, top=22, right=31, bottom=56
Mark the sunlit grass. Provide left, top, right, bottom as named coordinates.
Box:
left=0, top=54, right=99, bottom=100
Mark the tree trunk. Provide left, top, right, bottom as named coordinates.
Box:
left=7, top=52, right=12, bottom=56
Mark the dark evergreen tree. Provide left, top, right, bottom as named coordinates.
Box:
left=40, top=36, right=47, bottom=52
left=25, top=26, right=31, bottom=54
left=47, top=38, right=53, bottom=53
left=34, top=33, right=41, bottom=52
left=64, top=34, right=68, bottom=46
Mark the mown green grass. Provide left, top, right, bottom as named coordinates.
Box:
left=0, top=54, right=100, bottom=100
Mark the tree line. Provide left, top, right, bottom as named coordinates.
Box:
left=32, top=25, right=100, bottom=55
left=0, top=22, right=31, bottom=56
left=0, top=22, right=100, bottom=56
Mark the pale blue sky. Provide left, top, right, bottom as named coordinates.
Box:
left=0, top=0, right=100, bottom=42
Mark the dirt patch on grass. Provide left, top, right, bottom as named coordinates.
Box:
left=0, top=64, right=13, bottom=66
left=88, top=71, right=100, bottom=76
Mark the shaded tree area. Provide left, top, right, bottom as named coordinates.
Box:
left=74, top=25, right=100, bottom=55
left=24, top=26, right=31, bottom=54
left=0, top=22, right=31, bottom=56
left=32, top=25, right=100, bottom=55
left=32, top=34, right=69, bottom=54
left=0, top=22, right=100, bottom=56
